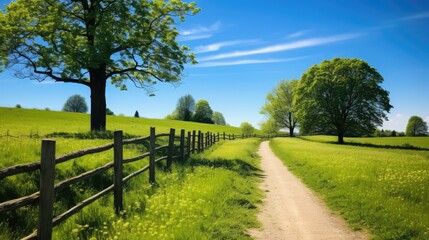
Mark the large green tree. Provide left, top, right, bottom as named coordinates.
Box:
left=175, top=94, right=195, bottom=121
left=261, top=79, right=298, bottom=137
left=406, top=116, right=428, bottom=136
left=0, top=0, right=199, bottom=130
left=295, top=58, right=392, bottom=143
left=193, top=100, right=213, bottom=124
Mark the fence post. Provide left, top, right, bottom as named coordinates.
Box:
left=192, top=130, right=196, bottom=153
left=113, top=131, right=123, bottom=215
left=149, top=127, right=156, bottom=184
left=38, top=139, right=56, bottom=240
left=180, top=129, right=185, bottom=161
left=200, top=133, right=205, bottom=152
left=198, top=131, right=202, bottom=152
left=217, top=132, right=219, bottom=143
left=223, top=132, right=225, bottom=141
left=232, top=133, right=235, bottom=140
left=167, top=128, right=175, bottom=170
left=206, top=132, right=209, bottom=148
left=187, top=131, right=191, bottom=159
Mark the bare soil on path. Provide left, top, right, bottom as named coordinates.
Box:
left=248, top=141, right=368, bottom=240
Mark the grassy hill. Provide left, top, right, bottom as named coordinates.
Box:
left=0, top=107, right=246, bottom=137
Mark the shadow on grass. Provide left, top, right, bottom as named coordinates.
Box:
left=189, top=157, right=262, bottom=176
left=45, top=131, right=139, bottom=140
left=335, top=142, right=429, bottom=151
left=300, top=137, right=429, bottom=151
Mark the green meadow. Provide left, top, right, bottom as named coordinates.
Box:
left=0, top=107, right=244, bottom=137
left=301, top=135, right=429, bottom=149
left=270, top=138, right=429, bottom=239
left=0, top=107, right=262, bottom=239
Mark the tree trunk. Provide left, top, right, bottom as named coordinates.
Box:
left=338, top=132, right=344, bottom=144
left=288, top=112, right=295, bottom=137
left=89, top=67, right=107, bottom=131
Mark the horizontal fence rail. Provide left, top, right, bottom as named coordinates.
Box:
left=0, top=128, right=282, bottom=239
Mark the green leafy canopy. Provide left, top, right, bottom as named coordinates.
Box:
left=295, top=58, right=392, bottom=141
left=0, top=0, right=200, bottom=90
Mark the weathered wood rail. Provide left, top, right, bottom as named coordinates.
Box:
left=0, top=128, right=285, bottom=239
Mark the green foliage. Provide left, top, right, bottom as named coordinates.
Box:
left=406, top=116, right=428, bottom=136
left=212, top=111, right=226, bottom=125
left=261, top=79, right=298, bottom=136
left=63, top=94, right=88, bottom=113
left=295, top=58, right=392, bottom=143
left=134, top=111, right=140, bottom=118
left=106, top=108, right=114, bottom=115
left=240, top=122, right=255, bottom=135
left=175, top=94, right=195, bottom=121
left=0, top=0, right=200, bottom=130
left=270, top=138, right=429, bottom=239
left=15, top=104, right=21, bottom=108
left=259, top=118, right=280, bottom=135
left=193, top=100, right=214, bottom=124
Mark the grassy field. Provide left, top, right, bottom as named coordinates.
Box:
left=0, top=107, right=246, bottom=137
left=270, top=138, right=429, bottom=240
left=0, top=107, right=263, bottom=239
left=301, top=135, right=429, bottom=149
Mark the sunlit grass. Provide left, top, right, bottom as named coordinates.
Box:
left=301, top=135, right=429, bottom=149
left=0, top=107, right=246, bottom=137
left=52, top=139, right=262, bottom=240
left=270, top=138, right=429, bottom=240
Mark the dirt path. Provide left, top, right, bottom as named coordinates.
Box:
left=248, top=141, right=367, bottom=240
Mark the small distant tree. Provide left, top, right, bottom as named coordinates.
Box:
left=193, top=100, right=214, bottom=124
left=260, top=118, right=280, bottom=135
left=406, top=116, right=428, bottom=136
left=15, top=104, right=21, bottom=108
left=106, top=108, right=114, bottom=115
left=213, top=111, right=226, bottom=125
left=391, top=130, right=397, bottom=137
left=261, top=79, right=298, bottom=137
left=63, top=95, right=88, bottom=113
left=240, top=122, right=255, bottom=135
left=134, top=111, right=140, bottom=118
left=175, top=94, right=195, bottom=121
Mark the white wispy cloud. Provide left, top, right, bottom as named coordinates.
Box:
left=195, top=57, right=305, bottom=68
left=286, top=29, right=311, bottom=39
left=397, top=11, right=429, bottom=21
left=178, top=22, right=221, bottom=41
left=194, top=40, right=258, bottom=54
left=199, top=34, right=359, bottom=61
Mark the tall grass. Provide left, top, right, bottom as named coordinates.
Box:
left=51, top=139, right=262, bottom=239
left=270, top=138, right=429, bottom=240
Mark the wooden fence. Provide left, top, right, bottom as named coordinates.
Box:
left=0, top=128, right=286, bottom=239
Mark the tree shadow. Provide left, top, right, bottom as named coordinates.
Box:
left=189, top=157, right=262, bottom=176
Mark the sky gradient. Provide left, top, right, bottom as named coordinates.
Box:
left=1, top=0, right=428, bottom=132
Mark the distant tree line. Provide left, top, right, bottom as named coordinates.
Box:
left=260, top=58, right=427, bottom=142
left=165, top=94, right=227, bottom=125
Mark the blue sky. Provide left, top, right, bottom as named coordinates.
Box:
left=0, top=0, right=428, bottom=131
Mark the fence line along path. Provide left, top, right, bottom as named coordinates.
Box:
left=1, top=127, right=235, bottom=240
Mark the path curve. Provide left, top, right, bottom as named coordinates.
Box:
left=248, top=141, right=367, bottom=240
